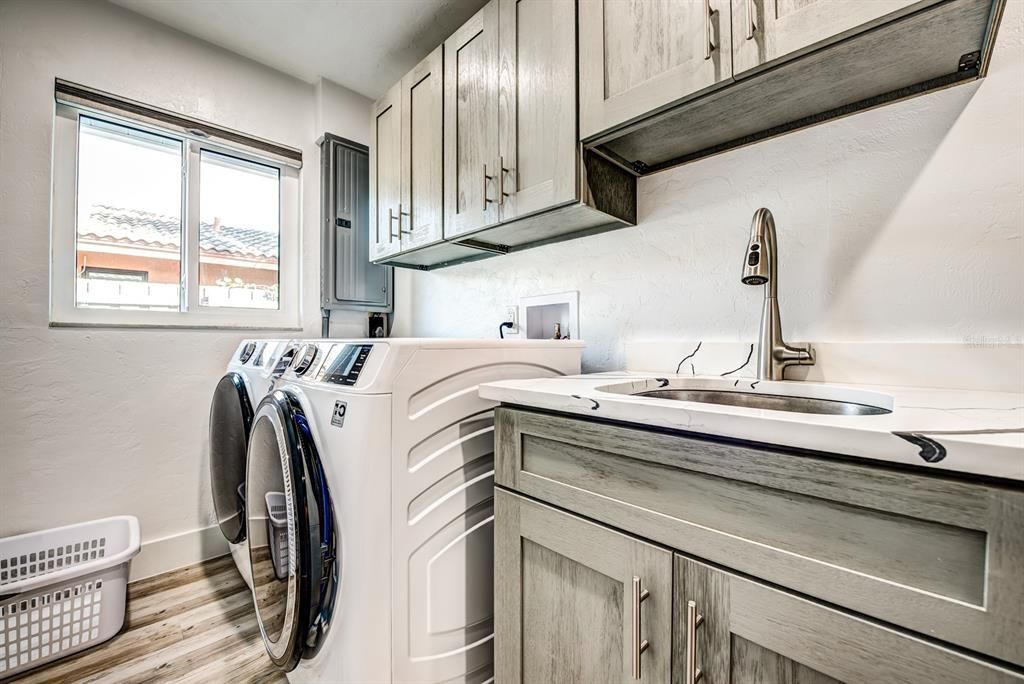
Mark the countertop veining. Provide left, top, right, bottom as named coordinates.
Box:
left=480, top=373, right=1024, bottom=482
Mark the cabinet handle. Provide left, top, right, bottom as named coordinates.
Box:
left=483, top=163, right=495, bottom=212
left=398, top=203, right=412, bottom=236
left=387, top=207, right=400, bottom=241
left=704, top=0, right=716, bottom=60
left=685, top=600, right=705, bottom=684
left=499, top=155, right=513, bottom=206
left=632, top=576, right=650, bottom=680
left=746, top=0, right=757, bottom=40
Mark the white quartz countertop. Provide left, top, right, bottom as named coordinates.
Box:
left=479, top=373, right=1024, bottom=482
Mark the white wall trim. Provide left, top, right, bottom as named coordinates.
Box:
left=129, top=525, right=230, bottom=582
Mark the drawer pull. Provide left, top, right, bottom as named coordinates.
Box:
left=387, top=206, right=400, bottom=241
left=398, top=203, right=412, bottom=235
left=685, top=600, right=704, bottom=684
left=632, top=576, right=650, bottom=680
left=483, top=163, right=495, bottom=211
left=746, top=0, right=757, bottom=40
left=704, top=0, right=717, bottom=60
left=499, top=155, right=513, bottom=205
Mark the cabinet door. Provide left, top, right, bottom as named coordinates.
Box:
left=579, top=0, right=733, bottom=141
left=731, top=0, right=935, bottom=76
left=443, top=0, right=500, bottom=239
left=495, top=489, right=672, bottom=683
left=399, top=46, right=444, bottom=251
left=369, top=83, right=402, bottom=260
left=497, top=0, right=577, bottom=223
left=674, top=554, right=1023, bottom=684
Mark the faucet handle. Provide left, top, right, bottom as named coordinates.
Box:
left=776, top=342, right=815, bottom=366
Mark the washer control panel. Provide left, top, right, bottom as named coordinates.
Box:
left=322, top=344, right=373, bottom=386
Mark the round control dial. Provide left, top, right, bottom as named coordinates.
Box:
left=238, top=341, right=257, bottom=363
left=292, top=343, right=319, bottom=376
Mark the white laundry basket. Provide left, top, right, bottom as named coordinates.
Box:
left=0, top=516, right=140, bottom=678
left=264, top=492, right=289, bottom=581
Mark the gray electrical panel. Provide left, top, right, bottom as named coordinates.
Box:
left=320, top=134, right=392, bottom=312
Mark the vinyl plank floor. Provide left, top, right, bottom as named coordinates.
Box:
left=8, top=555, right=284, bottom=684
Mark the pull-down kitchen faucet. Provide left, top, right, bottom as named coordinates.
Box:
left=741, top=208, right=815, bottom=381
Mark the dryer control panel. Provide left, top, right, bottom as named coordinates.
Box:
left=322, top=344, right=373, bottom=386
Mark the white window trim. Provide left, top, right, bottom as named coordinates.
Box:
left=50, top=102, right=302, bottom=330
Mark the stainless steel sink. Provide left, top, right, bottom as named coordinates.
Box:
left=632, top=388, right=891, bottom=415
left=597, top=378, right=894, bottom=416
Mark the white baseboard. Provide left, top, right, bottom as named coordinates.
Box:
left=129, top=524, right=230, bottom=582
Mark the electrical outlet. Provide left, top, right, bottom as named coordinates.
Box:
left=505, top=306, right=519, bottom=333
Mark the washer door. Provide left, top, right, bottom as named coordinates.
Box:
left=209, top=372, right=253, bottom=544
left=246, top=390, right=337, bottom=671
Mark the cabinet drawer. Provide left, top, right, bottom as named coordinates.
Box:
left=495, top=408, right=1024, bottom=667
left=674, top=554, right=1023, bottom=684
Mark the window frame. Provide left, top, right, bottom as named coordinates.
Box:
left=51, top=101, right=302, bottom=329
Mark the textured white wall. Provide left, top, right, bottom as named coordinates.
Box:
left=0, top=0, right=371, bottom=563
left=396, top=3, right=1024, bottom=372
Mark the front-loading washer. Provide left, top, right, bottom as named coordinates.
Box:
left=244, top=338, right=584, bottom=683
left=208, top=338, right=296, bottom=587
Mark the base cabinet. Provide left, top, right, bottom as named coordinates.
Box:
left=493, top=409, right=1024, bottom=684
left=495, top=490, right=672, bottom=683
left=674, top=555, right=1021, bottom=684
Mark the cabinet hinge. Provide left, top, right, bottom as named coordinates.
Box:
left=958, top=51, right=981, bottom=73
left=631, top=160, right=650, bottom=175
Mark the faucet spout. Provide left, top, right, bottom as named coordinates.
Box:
left=741, top=208, right=815, bottom=381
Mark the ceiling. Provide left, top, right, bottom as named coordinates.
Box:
left=108, top=0, right=488, bottom=100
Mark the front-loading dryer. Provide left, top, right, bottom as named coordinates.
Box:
left=244, top=338, right=584, bottom=683
left=209, top=338, right=295, bottom=587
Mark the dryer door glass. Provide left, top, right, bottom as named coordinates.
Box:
left=246, top=390, right=337, bottom=671
left=209, top=372, right=253, bottom=544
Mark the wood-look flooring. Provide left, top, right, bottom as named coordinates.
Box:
left=8, top=555, right=284, bottom=684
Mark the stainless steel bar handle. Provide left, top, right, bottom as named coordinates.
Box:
left=704, top=0, right=716, bottom=60
left=387, top=207, right=400, bottom=241
left=483, top=163, right=495, bottom=212
left=398, top=203, right=412, bottom=235
left=499, top=155, right=513, bottom=205
left=632, top=576, right=650, bottom=680
left=746, top=0, right=757, bottom=40
left=685, top=600, right=705, bottom=684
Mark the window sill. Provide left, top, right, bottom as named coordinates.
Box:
left=49, top=321, right=304, bottom=332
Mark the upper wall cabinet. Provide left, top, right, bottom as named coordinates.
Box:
left=578, top=0, right=733, bottom=141
left=730, top=0, right=934, bottom=76
left=584, top=0, right=1003, bottom=174
left=370, top=0, right=1002, bottom=269
left=370, top=83, right=402, bottom=262
left=498, top=0, right=579, bottom=223
left=373, top=0, right=636, bottom=270
left=400, top=46, right=445, bottom=252
left=444, top=2, right=501, bottom=239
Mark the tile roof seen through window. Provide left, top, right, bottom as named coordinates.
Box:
left=80, top=205, right=278, bottom=260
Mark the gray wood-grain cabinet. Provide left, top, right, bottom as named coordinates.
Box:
left=371, top=0, right=637, bottom=271
left=495, top=489, right=673, bottom=683
left=582, top=0, right=1002, bottom=174
left=371, top=47, right=480, bottom=267
left=578, top=0, right=733, bottom=141
left=494, top=407, right=1024, bottom=681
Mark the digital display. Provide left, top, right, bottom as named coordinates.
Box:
left=323, top=344, right=373, bottom=385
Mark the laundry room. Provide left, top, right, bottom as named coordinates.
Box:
left=0, top=0, right=1021, bottom=682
